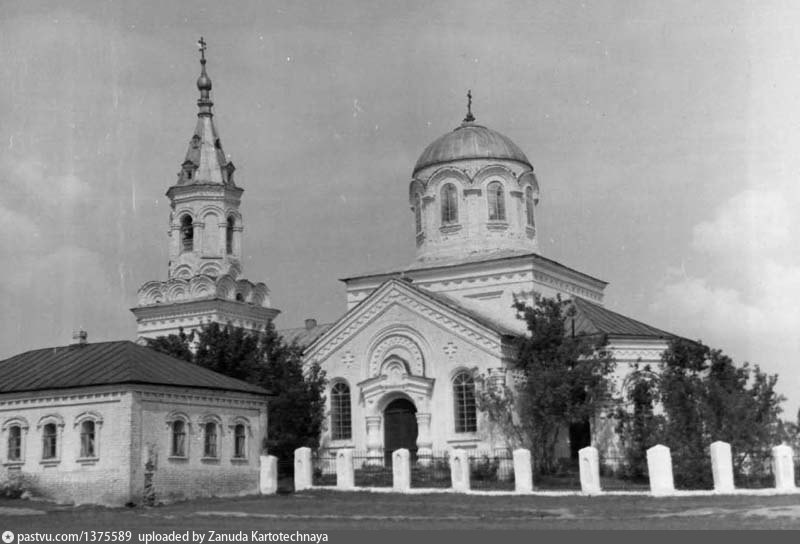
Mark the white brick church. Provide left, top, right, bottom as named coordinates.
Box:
left=304, top=96, right=674, bottom=461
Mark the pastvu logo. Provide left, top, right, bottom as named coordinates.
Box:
left=2, top=531, right=14, bottom=543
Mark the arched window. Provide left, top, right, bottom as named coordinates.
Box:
left=331, top=382, right=352, bottom=440
left=233, top=424, right=246, bottom=458
left=414, top=194, right=422, bottom=234
left=453, top=372, right=477, bottom=433
left=42, top=423, right=57, bottom=459
left=441, top=184, right=458, bottom=225
left=171, top=420, right=186, bottom=457
left=204, top=422, right=218, bottom=458
left=487, top=181, right=506, bottom=221
left=180, top=215, right=194, bottom=252
left=7, top=425, right=21, bottom=461
left=525, top=186, right=535, bottom=227
left=226, top=216, right=235, bottom=255
left=80, top=420, right=95, bottom=458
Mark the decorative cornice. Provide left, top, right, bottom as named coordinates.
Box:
left=306, top=281, right=504, bottom=363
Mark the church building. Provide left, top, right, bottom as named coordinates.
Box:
left=304, top=97, right=674, bottom=461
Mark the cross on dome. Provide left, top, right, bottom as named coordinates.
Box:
left=463, top=89, right=475, bottom=124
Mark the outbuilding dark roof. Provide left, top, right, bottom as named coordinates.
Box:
left=0, top=340, right=268, bottom=395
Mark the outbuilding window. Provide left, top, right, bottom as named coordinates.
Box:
left=233, top=424, right=246, bottom=458
left=7, top=426, right=21, bottom=461
left=80, top=421, right=95, bottom=458
left=453, top=372, right=477, bottom=433
left=487, top=181, right=506, bottom=221
left=172, top=420, right=187, bottom=457
left=204, top=422, right=218, bottom=458
left=331, top=382, right=352, bottom=440
left=42, top=423, right=57, bottom=460
left=441, top=184, right=458, bottom=225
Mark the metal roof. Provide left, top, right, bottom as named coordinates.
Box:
left=572, top=297, right=673, bottom=339
left=279, top=323, right=335, bottom=349
left=0, top=340, right=268, bottom=395
left=413, top=122, right=532, bottom=174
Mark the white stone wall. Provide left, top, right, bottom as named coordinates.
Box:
left=0, top=388, right=134, bottom=506
left=0, top=385, right=267, bottom=506
left=133, top=386, right=268, bottom=504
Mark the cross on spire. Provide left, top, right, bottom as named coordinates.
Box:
left=198, top=37, right=207, bottom=63
left=463, top=89, right=475, bottom=123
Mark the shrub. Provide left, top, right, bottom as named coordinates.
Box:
left=0, top=472, right=37, bottom=499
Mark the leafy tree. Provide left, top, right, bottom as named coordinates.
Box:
left=145, top=321, right=327, bottom=461
left=614, top=364, right=662, bottom=480
left=477, top=295, right=616, bottom=474
left=616, top=338, right=786, bottom=488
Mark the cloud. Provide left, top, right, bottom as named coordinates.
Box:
left=652, top=186, right=800, bottom=416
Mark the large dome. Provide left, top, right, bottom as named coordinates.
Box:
left=413, top=122, right=532, bottom=174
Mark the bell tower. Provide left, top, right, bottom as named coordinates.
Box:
left=132, top=38, right=280, bottom=341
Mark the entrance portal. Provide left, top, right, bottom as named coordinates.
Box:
left=383, top=398, right=417, bottom=465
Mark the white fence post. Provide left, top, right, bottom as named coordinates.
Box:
left=513, top=448, right=533, bottom=493
left=392, top=449, right=411, bottom=492
left=772, top=444, right=796, bottom=491
left=259, top=455, right=278, bottom=495
left=449, top=449, right=471, bottom=492
left=646, top=444, right=675, bottom=496
left=709, top=441, right=734, bottom=493
left=336, top=448, right=355, bottom=490
left=579, top=446, right=601, bottom=494
left=294, top=447, right=312, bottom=491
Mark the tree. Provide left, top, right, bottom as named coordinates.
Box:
left=614, top=364, right=662, bottom=480
left=477, top=295, right=616, bottom=474
left=616, top=338, right=786, bottom=488
left=145, top=321, right=327, bottom=461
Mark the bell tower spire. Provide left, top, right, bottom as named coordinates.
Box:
left=132, top=39, right=280, bottom=342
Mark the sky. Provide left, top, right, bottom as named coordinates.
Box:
left=1, top=0, right=799, bottom=418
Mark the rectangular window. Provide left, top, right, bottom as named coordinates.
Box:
left=8, top=426, right=21, bottom=461
left=80, top=421, right=95, bottom=458
left=172, top=421, right=186, bottom=457
left=42, top=423, right=57, bottom=459
left=204, top=423, right=218, bottom=458
left=234, top=424, right=246, bottom=458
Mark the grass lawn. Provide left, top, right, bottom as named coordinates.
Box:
left=2, top=491, right=800, bottom=530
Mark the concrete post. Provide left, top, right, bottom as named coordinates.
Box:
left=646, top=444, right=675, bottom=496
left=512, top=448, right=533, bottom=493
left=449, top=449, right=471, bottom=492
left=772, top=444, right=796, bottom=491
left=365, top=416, right=383, bottom=466
left=336, top=448, right=355, bottom=490
left=259, top=455, right=278, bottom=495
left=392, top=448, right=411, bottom=492
left=294, top=447, right=312, bottom=491
left=415, top=414, right=433, bottom=466
left=709, top=441, right=735, bottom=493
left=579, top=446, right=601, bottom=494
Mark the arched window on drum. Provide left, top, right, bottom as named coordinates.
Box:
left=440, top=184, right=458, bottom=225
left=330, top=382, right=352, bottom=440
left=487, top=181, right=506, bottom=221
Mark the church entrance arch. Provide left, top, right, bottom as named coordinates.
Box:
left=383, top=398, right=417, bottom=465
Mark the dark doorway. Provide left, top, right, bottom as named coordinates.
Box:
left=383, top=398, right=418, bottom=465
left=569, top=419, right=591, bottom=460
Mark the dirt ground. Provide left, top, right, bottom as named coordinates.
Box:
left=1, top=490, right=800, bottom=530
